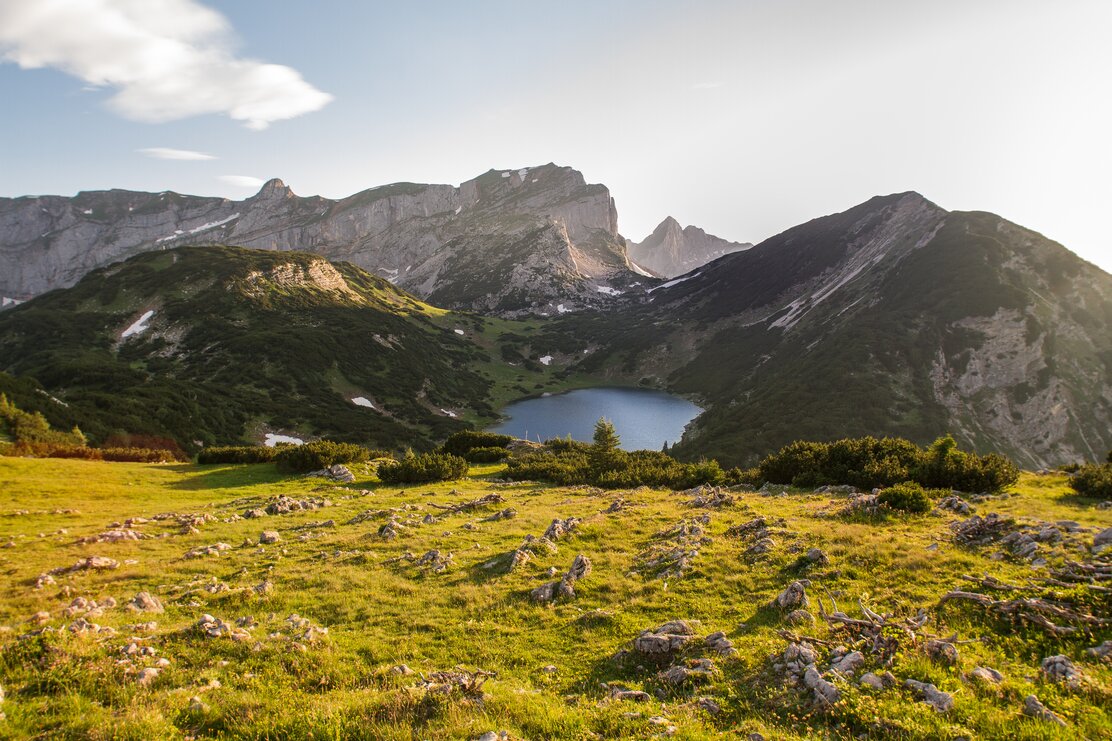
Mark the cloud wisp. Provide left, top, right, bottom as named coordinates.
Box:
left=0, top=0, right=333, bottom=130
left=219, top=175, right=264, bottom=188
left=139, top=147, right=216, bottom=161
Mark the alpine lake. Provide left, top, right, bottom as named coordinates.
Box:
left=489, top=387, right=702, bottom=450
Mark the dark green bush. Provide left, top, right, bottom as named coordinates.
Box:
left=757, top=435, right=1018, bottom=493
left=877, top=481, right=933, bottom=513
left=504, top=419, right=724, bottom=490
left=463, top=446, right=510, bottom=463
left=274, top=440, right=371, bottom=473
left=1, top=442, right=175, bottom=463
left=440, top=430, right=513, bottom=456
left=378, top=452, right=468, bottom=484
left=1070, top=463, right=1112, bottom=498
left=197, top=446, right=278, bottom=464
left=914, top=436, right=1018, bottom=493
left=99, top=447, right=177, bottom=463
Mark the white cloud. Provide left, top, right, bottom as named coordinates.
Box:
left=139, top=147, right=215, bottom=160
left=690, top=81, right=723, bottom=90
left=0, top=0, right=333, bottom=130
left=219, top=175, right=264, bottom=188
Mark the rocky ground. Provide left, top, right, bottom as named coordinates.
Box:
left=0, top=458, right=1108, bottom=739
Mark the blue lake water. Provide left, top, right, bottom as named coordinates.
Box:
left=489, top=387, right=702, bottom=450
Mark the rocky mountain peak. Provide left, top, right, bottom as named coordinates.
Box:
left=629, top=217, right=751, bottom=278
left=254, top=178, right=293, bottom=200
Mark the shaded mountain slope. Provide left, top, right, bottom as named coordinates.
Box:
left=540, top=193, right=1112, bottom=468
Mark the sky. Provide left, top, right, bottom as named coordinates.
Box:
left=1, top=0, right=1110, bottom=272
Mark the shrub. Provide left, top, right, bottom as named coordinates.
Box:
left=102, top=433, right=188, bottom=461
left=378, top=452, right=468, bottom=484
left=197, top=446, right=278, bottom=465
left=1, top=442, right=174, bottom=463
left=1070, top=463, right=1112, bottom=498
left=914, top=436, right=1019, bottom=493
left=504, top=422, right=724, bottom=490
left=877, top=481, right=933, bottom=513
left=100, top=447, right=177, bottom=463
left=441, top=430, right=513, bottom=456
left=274, top=440, right=371, bottom=473
left=463, top=446, right=510, bottom=463
left=0, top=393, right=86, bottom=447
left=757, top=434, right=1018, bottom=493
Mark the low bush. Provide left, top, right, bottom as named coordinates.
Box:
left=378, top=452, right=468, bottom=484
left=915, top=436, right=1018, bottom=493
left=1, top=442, right=175, bottom=463
left=877, top=481, right=934, bottom=513
left=197, top=446, right=278, bottom=465
left=102, top=433, right=188, bottom=461
left=463, top=446, right=510, bottom=463
left=1070, top=463, right=1112, bottom=499
left=504, top=420, right=724, bottom=490
left=756, top=435, right=1019, bottom=493
left=440, top=430, right=513, bottom=456
left=100, top=447, right=177, bottom=463
left=274, top=440, right=371, bottom=473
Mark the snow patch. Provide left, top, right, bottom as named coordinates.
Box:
left=628, top=259, right=654, bottom=277
left=454, top=206, right=462, bottom=214
left=264, top=433, right=303, bottom=447
left=556, top=303, right=570, bottom=314
left=82, top=209, right=93, bottom=215
left=517, top=168, right=529, bottom=180
left=121, top=310, right=155, bottom=338
left=539, top=355, right=553, bottom=366
left=189, top=213, right=239, bottom=234
left=501, top=172, right=510, bottom=178
left=351, top=397, right=375, bottom=409
left=453, top=329, right=465, bottom=335
left=1, top=297, right=24, bottom=308
left=647, top=272, right=699, bottom=293
left=439, top=409, right=457, bottom=418
left=596, top=285, right=623, bottom=297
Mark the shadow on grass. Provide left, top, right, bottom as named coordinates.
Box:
left=1055, top=492, right=1108, bottom=510
left=166, top=463, right=289, bottom=490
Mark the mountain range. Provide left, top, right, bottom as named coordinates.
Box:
left=1, top=166, right=1109, bottom=468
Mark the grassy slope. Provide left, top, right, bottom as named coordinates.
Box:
left=0, top=458, right=1108, bottom=739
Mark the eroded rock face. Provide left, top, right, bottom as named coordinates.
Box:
left=0, top=164, right=638, bottom=316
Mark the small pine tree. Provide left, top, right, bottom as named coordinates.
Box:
left=589, top=418, right=622, bottom=474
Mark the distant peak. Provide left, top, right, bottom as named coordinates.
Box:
left=256, top=178, right=292, bottom=198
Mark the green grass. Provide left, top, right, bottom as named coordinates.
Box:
left=0, top=460, right=1108, bottom=739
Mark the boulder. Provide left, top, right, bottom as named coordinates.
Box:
left=128, top=592, right=164, bottom=613
left=1023, top=694, right=1066, bottom=725
left=1040, top=654, right=1081, bottom=687
left=259, top=530, right=281, bottom=544
left=775, top=580, right=809, bottom=610
left=904, top=679, right=953, bottom=712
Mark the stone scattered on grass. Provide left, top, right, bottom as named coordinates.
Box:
left=1024, top=694, right=1066, bottom=725
left=904, top=679, right=954, bottom=712
left=1041, top=654, right=1081, bottom=688
left=128, top=591, right=164, bottom=613
left=968, top=666, right=1003, bottom=684
left=531, top=554, right=592, bottom=603
left=775, top=580, right=809, bottom=610
left=926, top=639, right=959, bottom=666
left=184, top=543, right=231, bottom=559
left=259, top=530, right=281, bottom=544
left=52, top=556, right=120, bottom=574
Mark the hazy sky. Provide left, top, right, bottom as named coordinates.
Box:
left=1, top=0, right=1110, bottom=271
